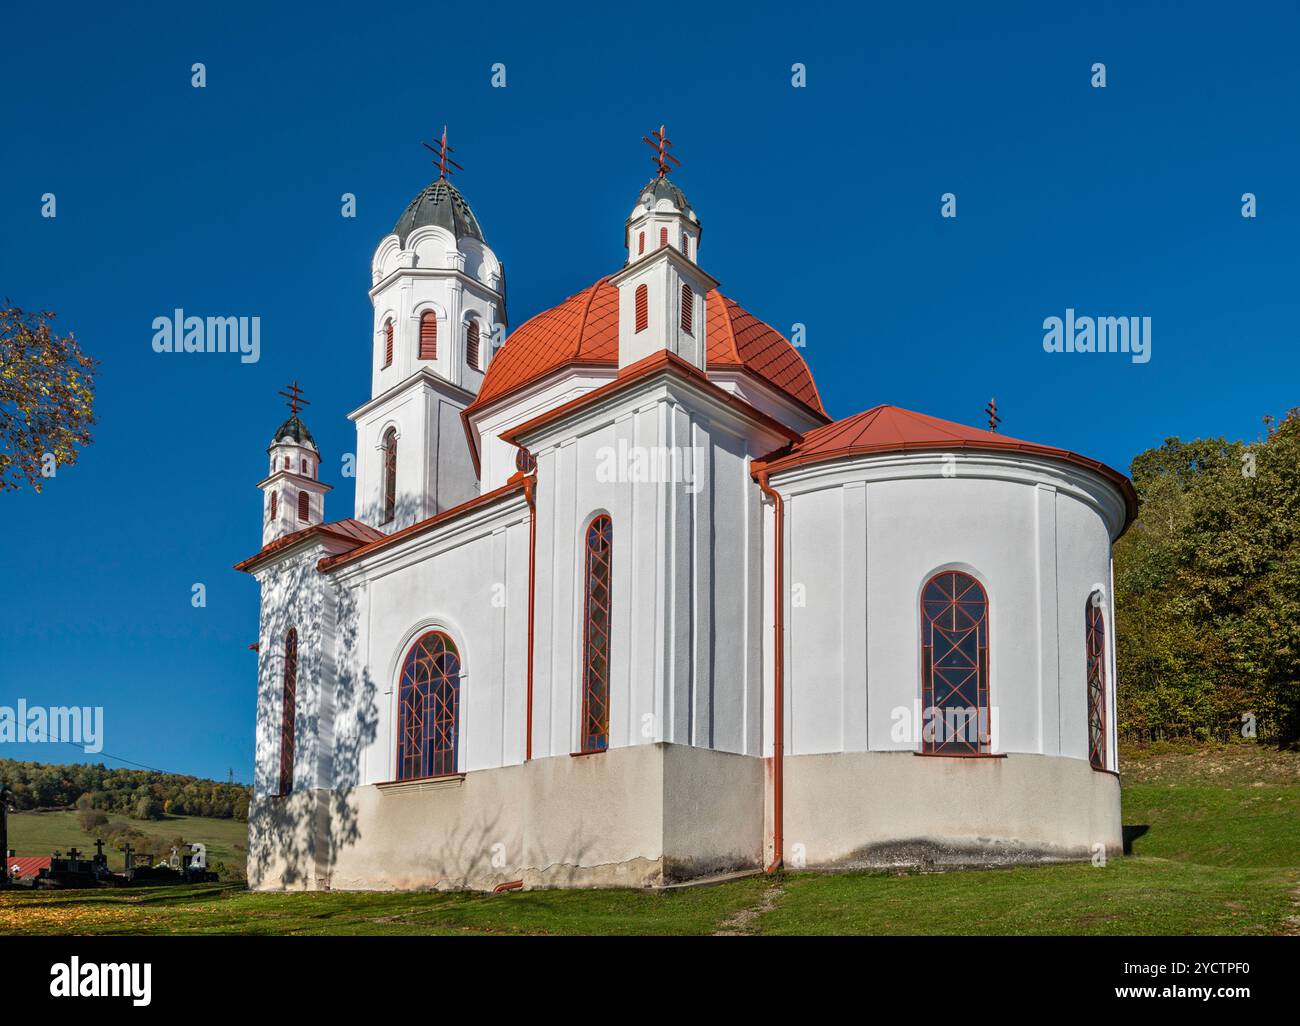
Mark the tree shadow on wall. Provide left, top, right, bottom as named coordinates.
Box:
left=245, top=544, right=379, bottom=890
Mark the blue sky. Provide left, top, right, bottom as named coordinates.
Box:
left=2, top=1, right=1297, bottom=783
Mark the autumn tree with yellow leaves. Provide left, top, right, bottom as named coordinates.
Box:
left=0, top=302, right=97, bottom=491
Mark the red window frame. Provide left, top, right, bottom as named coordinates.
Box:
left=297, top=490, right=310, bottom=522
left=419, top=311, right=437, bottom=360
left=269, top=490, right=277, bottom=521
left=680, top=283, right=693, bottom=335
left=278, top=627, right=298, bottom=795
left=659, top=226, right=668, bottom=249
left=634, top=284, right=648, bottom=333
left=1086, top=596, right=1108, bottom=770
left=920, top=571, right=991, bottom=755
left=580, top=514, right=613, bottom=753
left=638, top=231, right=645, bottom=255
left=381, top=427, right=397, bottom=525
left=397, top=631, right=461, bottom=780
left=383, top=319, right=394, bottom=367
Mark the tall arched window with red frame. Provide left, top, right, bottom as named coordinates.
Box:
left=580, top=514, right=613, bottom=752
left=383, top=318, right=394, bottom=367
left=381, top=427, right=397, bottom=525
left=278, top=628, right=298, bottom=795
left=1086, top=594, right=1108, bottom=770
left=297, top=490, right=309, bottom=522
left=397, top=631, right=461, bottom=780
left=921, top=571, right=990, bottom=755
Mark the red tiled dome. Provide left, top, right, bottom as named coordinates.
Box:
left=468, top=277, right=826, bottom=419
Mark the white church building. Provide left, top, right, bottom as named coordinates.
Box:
left=237, top=132, right=1137, bottom=891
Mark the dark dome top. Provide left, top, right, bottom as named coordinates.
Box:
left=269, top=414, right=318, bottom=452
left=391, top=177, right=485, bottom=246
left=635, top=176, right=695, bottom=218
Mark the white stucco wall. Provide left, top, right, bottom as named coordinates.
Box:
left=768, top=451, right=1126, bottom=771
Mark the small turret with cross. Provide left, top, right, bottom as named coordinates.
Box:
left=258, top=382, right=332, bottom=546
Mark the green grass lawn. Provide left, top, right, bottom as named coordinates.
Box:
left=6, top=810, right=247, bottom=870
left=3, top=743, right=1297, bottom=936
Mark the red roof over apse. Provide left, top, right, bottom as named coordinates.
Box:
left=467, top=277, right=826, bottom=420
left=753, top=404, right=1139, bottom=531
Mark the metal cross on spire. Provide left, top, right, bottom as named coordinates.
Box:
left=643, top=124, right=681, bottom=178
left=984, top=397, right=1002, bottom=433
left=423, top=125, right=463, bottom=179
left=278, top=381, right=310, bottom=417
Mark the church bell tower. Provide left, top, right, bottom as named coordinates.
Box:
left=351, top=129, right=503, bottom=531
left=258, top=382, right=330, bottom=546
left=610, top=126, right=717, bottom=371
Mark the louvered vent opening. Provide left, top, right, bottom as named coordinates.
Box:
left=419, top=311, right=437, bottom=360
left=634, top=284, right=648, bottom=333
left=680, top=283, right=693, bottom=335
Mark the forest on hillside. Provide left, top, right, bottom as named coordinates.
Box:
left=0, top=759, right=250, bottom=821
left=1115, top=407, right=1300, bottom=745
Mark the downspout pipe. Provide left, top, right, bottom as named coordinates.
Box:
left=523, top=473, right=538, bottom=762
left=756, top=470, right=784, bottom=874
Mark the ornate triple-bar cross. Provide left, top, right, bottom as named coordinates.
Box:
left=643, top=124, right=681, bottom=177
left=278, top=381, right=310, bottom=416
left=985, top=397, right=1002, bottom=433
left=423, top=125, right=463, bottom=179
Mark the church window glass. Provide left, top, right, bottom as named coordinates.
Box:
left=397, top=631, right=461, bottom=779
left=580, top=515, right=613, bottom=752
left=920, top=571, right=990, bottom=755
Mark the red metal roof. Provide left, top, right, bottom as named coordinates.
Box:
left=234, top=517, right=386, bottom=574
left=7, top=856, right=51, bottom=880
left=754, top=404, right=1138, bottom=530
left=467, top=277, right=827, bottom=419
left=317, top=479, right=530, bottom=572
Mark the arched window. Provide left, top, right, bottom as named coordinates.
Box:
left=634, top=284, right=648, bottom=333
left=680, top=283, right=693, bottom=335
left=278, top=628, right=298, bottom=795
left=1086, top=595, right=1108, bottom=770
left=383, top=318, right=394, bottom=368
left=659, top=226, right=668, bottom=249
left=381, top=427, right=397, bottom=525
left=638, top=231, right=645, bottom=255
left=297, top=490, right=310, bottom=522
left=419, top=310, right=438, bottom=360
left=269, top=490, right=277, bottom=521
left=397, top=631, right=461, bottom=780
left=466, top=319, right=480, bottom=370
left=921, top=571, right=990, bottom=755
left=580, top=515, right=613, bottom=752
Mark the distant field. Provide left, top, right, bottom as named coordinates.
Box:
left=2, top=743, right=1296, bottom=936
left=6, top=810, right=247, bottom=871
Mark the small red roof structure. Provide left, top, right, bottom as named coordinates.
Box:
left=465, top=277, right=826, bottom=421
left=7, top=856, right=50, bottom=880
left=234, top=517, right=385, bottom=574
left=754, top=404, right=1138, bottom=531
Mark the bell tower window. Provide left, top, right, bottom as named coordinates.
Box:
left=466, top=319, right=480, bottom=370
left=419, top=311, right=438, bottom=360
left=381, top=427, right=397, bottom=525
left=383, top=318, right=394, bottom=368
left=635, top=285, right=648, bottom=333
left=680, top=283, right=693, bottom=335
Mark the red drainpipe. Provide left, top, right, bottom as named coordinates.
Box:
left=523, top=473, right=537, bottom=761
left=756, top=470, right=784, bottom=873
left=493, top=878, right=523, bottom=893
